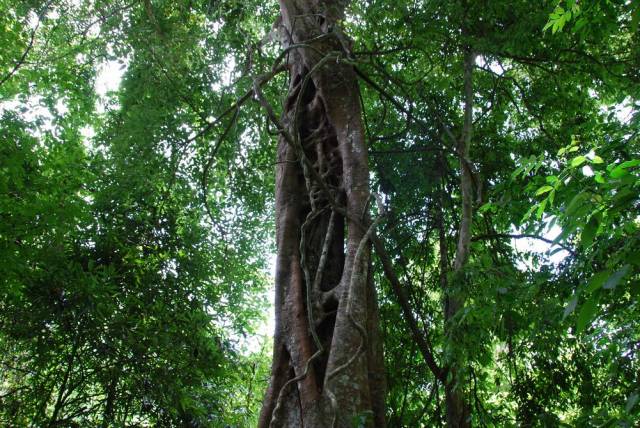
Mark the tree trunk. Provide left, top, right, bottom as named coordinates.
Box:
left=258, top=1, right=385, bottom=427
left=101, top=373, right=118, bottom=428
left=443, top=48, right=476, bottom=428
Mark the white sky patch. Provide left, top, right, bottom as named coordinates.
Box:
left=612, top=100, right=634, bottom=124
left=476, top=55, right=506, bottom=75
left=55, top=99, right=68, bottom=116
left=80, top=125, right=96, bottom=151
left=79, top=126, right=95, bottom=139
left=239, top=253, right=276, bottom=355
left=205, top=18, right=223, bottom=35
left=210, top=55, right=237, bottom=92
left=95, top=59, right=127, bottom=112
left=76, top=58, right=126, bottom=149
left=47, top=9, right=60, bottom=20
left=511, top=222, right=568, bottom=268
left=95, top=60, right=126, bottom=95
left=27, top=10, right=39, bottom=29
left=593, top=93, right=636, bottom=125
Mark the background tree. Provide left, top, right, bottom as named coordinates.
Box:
left=1, top=0, right=273, bottom=425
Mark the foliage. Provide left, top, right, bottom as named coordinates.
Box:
left=1, top=0, right=274, bottom=426
left=349, top=0, right=639, bottom=425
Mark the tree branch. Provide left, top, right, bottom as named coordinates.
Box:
left=370, top=232, right=446, bottom=382
left=0, top=1, right=53, bottom=88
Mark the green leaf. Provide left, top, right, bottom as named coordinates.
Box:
left=632, top=3, right=640, bottom=32
left=626, top=392, right=639, bottom=413
left=590, top=155, right=604, bottom=164
left=511, top=166, right=524, bottom=179
left=573, top=17, right=587, bottom=32
left=603, top=265, right=631, bottom=290
left=565, top=192, right=586, bottom=215
left=479, top=202, right=494, bottom=213
left=536, top=198, right=547, bottom=219
left=620, top=159, right=640, bottom=169
left=576, top=294, right=599, bottom=334
left=631, top=281, right=640, bottom=298
left=521, top=204, right=537, bottom=223
left=535, top=185, right=554, bottom=196
left=581, top=216, right=598, bottom=249
left=610, top=159, right=640, bottom=178
left=570, top=156, right=587, bottom=167
left=563, top=295, right=578, bottom=320
left=610, top=165, right=629, bottom=178
left=585, top=271, right=610, bottom=293
left=543, top=21, right=553, bottom=32
left=548, top=247, right=566, bottom=257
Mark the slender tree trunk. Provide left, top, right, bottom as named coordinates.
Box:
left=443, top=48, right=476, bottom=428
left=48, top=334, right=81, bottom=427
left=259, top=1, right=385, bottom=427
left=101, top=375, right=118, bottom=428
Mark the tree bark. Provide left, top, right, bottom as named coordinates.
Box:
left=443, top=47, right=476, bottom=428
left=258, top=1, right=385, bottom=427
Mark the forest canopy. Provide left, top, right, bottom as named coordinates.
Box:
left=0, top=0, right=638, bottom=427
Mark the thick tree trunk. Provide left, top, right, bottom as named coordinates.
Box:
left=258, top=1, right=385, bottom=427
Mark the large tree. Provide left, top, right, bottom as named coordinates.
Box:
left=257, top=1, right=385, bottom=426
